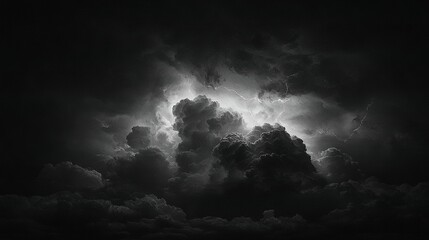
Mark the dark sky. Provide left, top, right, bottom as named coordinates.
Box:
left=1, top=1, right=429, bottom=239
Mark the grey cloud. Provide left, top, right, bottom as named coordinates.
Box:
left=314, top=148, right=362, bottom=183
left=190, top=209, right=306, bottom=235
left=124, top=194, right=186, bottom=222
left=246, top=126, right=318, bottom=191
left=115, top=148, right=172, bottom=193
left=126, top=126, right=151, bottom=150
left=37, top=161, right=105, bottom=192
left=246, top=123, right=285, bottom=143
left=169, top=123, right=323, bottom=218
left=0, top=191, right=188, bottom=239
left=212, top=133, right=253, bottom=175
left=207, top=111, right=244, bottom=137
left=1, top=177, right=429, bottom=239
left=169, top=95, right=245, bottom=193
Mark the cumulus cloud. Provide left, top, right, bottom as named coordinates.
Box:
left=207, top=111, right=244, bottom=137
left=166, top=97, right=327, bottom=217
left=314, top=148, right=362, bottom=183
left=169, top=97, right=317, bottom=193
left=126, top=126, right=151, bottom=150
left=212, top=133, right=253, bottom=179
left=241, top=125, right=319, bottom=191
left=169, top=95, right=245, bottom=193
left=37, top=161, right=105, bottom=192
left=167, top=121, right=324, bottom=218
left=246, top=123, right=285, bottom=143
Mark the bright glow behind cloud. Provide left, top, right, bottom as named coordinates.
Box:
left=157, top=72, right=309, bottom=151
left=153, top=68, right=370, bottom=159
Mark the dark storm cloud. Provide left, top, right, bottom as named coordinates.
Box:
left=2, top=177, right=428, bottom=239
left=305, top=97, right=428, bottom=185
left=190, top=210, right=306, bottom=236
left=0, top=191, right=307, bottom=239
left=247, top=126, right=320, bottom=191
left=168, top=121, right=325, bottom=218
left=168, top=95, right=245, bottom=193
left=140, top=1, right=429, bottom=189
left=247, top=123, right=285, bottom=143
left=314, top=178, right=429, bottom=237
left=124, top=194, right=186, bottom=222
left=207, top=111, right=244, bottom=137
left=114, top=148, right=172, bottom=193
left=37, top=161, right=105, bottom=192
left=172, top=95, right=220, bottom=151
left=171, top=95, right=244, bottom=145
left=161, top=1, right=429, bottom=187
left=0, top=192, right=189, bottom=239
left=169, top=96, right=319, bottom=199
left=126, top=126, right=151, bottom=150
left=258, top=79, right=290, bottom=99
left=252, top=126, right=310, bottom=160
left=314, top=148, right=362, bottom=183
left=212, top=133, right=253, bottom=176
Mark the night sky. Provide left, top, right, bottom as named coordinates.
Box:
left=2, top=1, right=429, bottom=239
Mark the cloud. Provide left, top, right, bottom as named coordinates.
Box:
left=314, top=148, right=362, bottom=183
left=0, top=192, right=188, bottom=239
left=172, top=95, right=219, bottom=150
left=168, top=122, right=324, bottom=218
left=124, top=194, right=186, bottom=222
left=126, top=126, right=151, bottom=150
left=207, top=111, right=244, bottom=137
left=258, top=79, right=289, bottom=99
left=169, top=95, right=245, bottom=193
left=246, top=123, right=285, bottom=143
left=190, top=210, right=306, bottom=236
left=37, top=161, right=105, bottom=192
left=212, top=133, right=253, bottom=179
left=245, top=125, right=319, bottom=191
left=115, top=148, right=172, bottom=193
left=1, top=177, right=429, bottom=239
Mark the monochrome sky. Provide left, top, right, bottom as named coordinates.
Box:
left=1, top=1, right=429, bottom=239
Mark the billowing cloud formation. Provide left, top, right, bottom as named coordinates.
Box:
left=169, top=96, right=318, bottom=195
left=247, top=123, right=285, bottom=143
left=126, top=126, right=151, bottom=150
left=167, top=116, right=322, bottom=218
left=314, top=148, right=362, bottom=183
left=169, top=95, right=245, bottom=192
left=172, top=95, right=221, bottom=151
left=215, top=124, right=319, bottom=192
left=37, top=161, right=104, bottom=192
left=212, top=133, right=253, bottom=179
